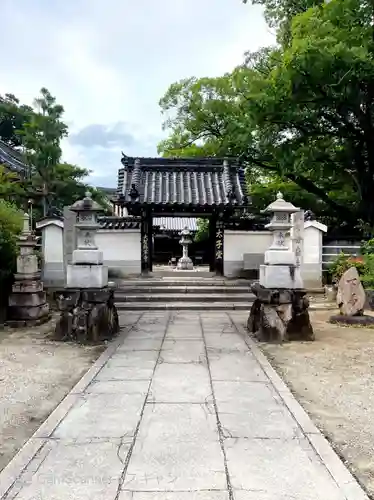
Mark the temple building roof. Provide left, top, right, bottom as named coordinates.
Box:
left=0, top=140, right=27, bottom=174
left=117, top=156, right=249, bottom=209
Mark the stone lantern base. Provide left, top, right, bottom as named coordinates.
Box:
left=54, top=287, right=119, bottom=344
left=247, top=283, right=314, bottom=343
left=7, top=279, right=50, bottom=327
left=177, top=256, right=194, bottom=270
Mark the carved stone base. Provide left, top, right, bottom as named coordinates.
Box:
left=177, top=256, right=194, bottom=270
left=7, top=279, right=50, bottom=326
left=329, top=314, right=374, bottom=327
left=247, top=283, right=314, bottom=343
left=54, top=287, right=119, bottom=344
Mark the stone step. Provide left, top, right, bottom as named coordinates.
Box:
left=115, top=293, right=254, bottom=303
left=115, top=301, right=253, bottom=311
left=114, top=279, right=253, bottom=288
left=116, top=286, right=253, bottom=295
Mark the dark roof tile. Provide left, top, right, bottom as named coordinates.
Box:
left=117, top=157, right=249, bottom=207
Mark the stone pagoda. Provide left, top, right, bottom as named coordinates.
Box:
left=8, top=213, right=50, bottom=326
left=55, top=192, right=119, bottom=343
left=248, top=193, right=314, bottom=343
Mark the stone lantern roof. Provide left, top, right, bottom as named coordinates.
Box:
left=263, top=192, right=299, bottom=214
left=70, top=192, right=104, bottom=213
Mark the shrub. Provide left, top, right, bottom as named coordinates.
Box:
left=327, top=252, right=366, bottom=284
left=0, top=200, right=23, bottom=292
left=361, top=238, right=374, bottom=255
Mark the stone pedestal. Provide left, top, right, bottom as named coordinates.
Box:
left=66, top=264, right=108, bottom=288
left=260, top=264, right=303, bottom=289
left=54, top=287, right=119, bottom=343
left=247, top=283, right=314, bottom=343
left=7, top=214, right=50, bottom=327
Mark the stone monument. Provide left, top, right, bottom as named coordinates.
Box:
left=247, top=193, right=314, bottom=343
left=8, top=213, right=50, bottom=327
left=177, top=226, right=194, bottom=270
left=54, top=193, right=119, bottom=343
left=329, top=267, right=374, bottom=325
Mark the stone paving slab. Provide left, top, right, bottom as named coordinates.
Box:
left=0, top=311, right=369, bottom=500
left=119, top=493, right=229, bottom=500
left=149, top=363, right=212, bottom=403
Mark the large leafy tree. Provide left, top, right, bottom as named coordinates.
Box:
left=0, top=89, right=109, bottom=218
left=243, top=0, right=324, bottom=46
left=159, top=0, right=374, bottom=231
left=0, top=94, right=33, bottom=148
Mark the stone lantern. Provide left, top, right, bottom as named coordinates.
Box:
left=56, top=192, right=118, bottom=343
left=247, top=192, right=314, bottom=343
left=177, top=226, right=194, bottom=270
left=260, top=192, right=303, bottom=289
left=66, top=192, right=108, bottom=288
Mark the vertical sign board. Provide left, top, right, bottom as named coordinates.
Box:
left=291, top=210, right=304, bottom=268
left=63, top=207, right=77, bottom=283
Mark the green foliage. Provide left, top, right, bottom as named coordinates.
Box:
left=361, top=255, right=374, bottom=288
left=0, top=88, right=109, bottom=219
left=361, top=238, right=374, bottom=256
left=0, top=93, right=33, bottom=148
left=0, top=200, right=22, bottom=284
left=0, top=165, right=25, bottom=201
left=194, top=219, right=209, bottom=242
left=159, top=0, right=374, bottom=231
left=327, top=253, right=366, bottom=284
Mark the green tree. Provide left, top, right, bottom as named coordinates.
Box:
left=0, top=94, right=33, bottom=148
left=159, top=0, right=374, bottom=231
left=243, top=0, right=324, bottom=46
left=0, top=200, right=23, bottom=315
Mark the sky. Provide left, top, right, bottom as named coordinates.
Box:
left=0, top=0, right=275, bottom=189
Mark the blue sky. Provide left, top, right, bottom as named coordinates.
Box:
left=0, top=0, right=275, bottom=188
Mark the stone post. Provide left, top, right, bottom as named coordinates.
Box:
left=248, top=193, right=314, bottom=343
left=7, top=213, right=50, bottom=327
left=55, top=193, right=119, bottom=343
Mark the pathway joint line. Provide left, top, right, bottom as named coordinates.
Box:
left=0, top=314, right=145, bottom=500
left=200, top=313, right=233, bottom=500
left=114, top=311, right=172, bottom=500
left=228, top=313, right=370, bottom=500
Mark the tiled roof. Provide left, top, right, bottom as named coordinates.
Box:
left=117, top=156, right=248, bottom=208
left=99, top=216, right=197, bottom=231
left=99, top=216, right=141, bottom=230
left=0, top=140, right=27, bottom=174
left=153, top=217, right=197, bottom=232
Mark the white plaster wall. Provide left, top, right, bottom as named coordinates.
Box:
left=224, top=231, right=272, bottom=261
left=224, top=230, right=272, bottom=277
left=96, top=229, right=141, bottom=276
left=43, top=225, right=64, bottom=263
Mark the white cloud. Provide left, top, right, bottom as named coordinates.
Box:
left=0, top=0, right=275, bottom=188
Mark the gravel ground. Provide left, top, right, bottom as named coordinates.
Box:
left=0, top=317, right=104, bottom=472
left=258, top=310, right=374, bottom=499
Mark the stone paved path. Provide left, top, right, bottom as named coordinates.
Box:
left=0, top=312, right=368, bottom=500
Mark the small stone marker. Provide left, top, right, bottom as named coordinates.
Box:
left=336, top=267, right=366, bottom=316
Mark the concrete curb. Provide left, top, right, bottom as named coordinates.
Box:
left=0, top=327, right=131, bottom=500
left=232, top=318, right=370, bottom=500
